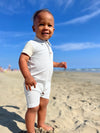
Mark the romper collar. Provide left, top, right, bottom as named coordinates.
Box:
left=34, top=36, right=51, bottom=45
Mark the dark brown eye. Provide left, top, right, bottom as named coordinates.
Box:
left=48, top=24, right=52, bottom=27
left=39, top=24, right=44, bottom=26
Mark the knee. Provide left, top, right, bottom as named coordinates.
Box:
left=28, top=106, right=39, bottom=113
left=40, top=98, right=49, bottom=108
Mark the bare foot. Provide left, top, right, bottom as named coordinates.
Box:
left=38, top=124, right=53, bottom=131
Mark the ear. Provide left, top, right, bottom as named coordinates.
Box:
left=32, top=25, right=35, bottom=32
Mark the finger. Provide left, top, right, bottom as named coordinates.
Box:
left=64, top=62, right=67, bottom=69
left=29, top=85, right=31, bottom=91
left=25, top=85, right=28, bottom=90
left=33, top=82, right=37, bottom=88
left=65, top=64, right=67, bottom=69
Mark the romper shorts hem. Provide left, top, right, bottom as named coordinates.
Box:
left=24, top=81, right=51, bottom=108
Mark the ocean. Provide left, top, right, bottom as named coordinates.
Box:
left=54, top=68, right=100, bottom=73
left=67, top=68, right=100, bottom=73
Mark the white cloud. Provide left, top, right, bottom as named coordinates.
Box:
left=0, top=31, right=34, bottom=48
left=85, top=0, right=100, bottom=11
left=0, top=0, right=74, bottom=14
left=56, top=0, right=74, bottom=10
left=56, top=0, right=100, bottom=25
left=64, top=0, right=74, bottom=9
left=0, top=0, right=25, bottom=14
left=56, top=9, right=100, bottom=25
left=0, top=31, right=33, bottom=38
left=53, top=42, right=100, bottom=51
left=1, top=44, right=20, bottom=48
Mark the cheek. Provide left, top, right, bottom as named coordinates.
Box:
left=35, top=28, right=41, bottom=34
left=37, top=27, right=43, bottom=32
left=51, top=29, right=54, bottom=34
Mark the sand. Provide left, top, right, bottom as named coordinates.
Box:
left=0, top=71, right=100, bottom=133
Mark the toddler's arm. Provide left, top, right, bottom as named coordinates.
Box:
left=53, top=62, right=67, bottom=69
left=19, top=53, right=37, bottom=90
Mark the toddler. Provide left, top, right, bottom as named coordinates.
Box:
left=19, top=9, right=67, bottom=133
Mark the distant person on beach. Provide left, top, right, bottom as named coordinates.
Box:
left=0, top=66, right=4, bottom=72
left=19, top=9, right=67, bottom=133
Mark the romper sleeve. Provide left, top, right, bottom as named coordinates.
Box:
left=22, top=41, right=34, bottom=57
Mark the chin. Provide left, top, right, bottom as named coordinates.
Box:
left=42, top=37, right=50, bottom=40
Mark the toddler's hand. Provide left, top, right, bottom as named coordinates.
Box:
left=25, top=75, right=37, bottom=91
left=59, top=62, right=67, bottom=69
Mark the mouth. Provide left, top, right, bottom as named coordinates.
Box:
left=42, top=32, right=49, bottom=35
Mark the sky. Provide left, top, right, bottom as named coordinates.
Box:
left=0, top=0, right=100, bottom=69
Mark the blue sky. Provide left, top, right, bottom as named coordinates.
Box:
left=0, top=0, right=100, bottom=69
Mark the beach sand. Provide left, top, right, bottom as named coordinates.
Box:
left=0, top=71, right=100, bottom=133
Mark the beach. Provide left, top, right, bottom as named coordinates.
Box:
left=0, top=71, right=100, bottom=133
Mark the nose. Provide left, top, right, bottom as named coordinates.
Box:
left=44, top=25, right=48, bottom=29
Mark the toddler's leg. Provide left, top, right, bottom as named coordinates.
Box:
left=25, top=106, right=39, bottom=133
left=37, top=97, right=52, bottom=131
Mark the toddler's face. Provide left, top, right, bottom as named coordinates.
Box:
left=32, top=12, right=55, bottom=40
